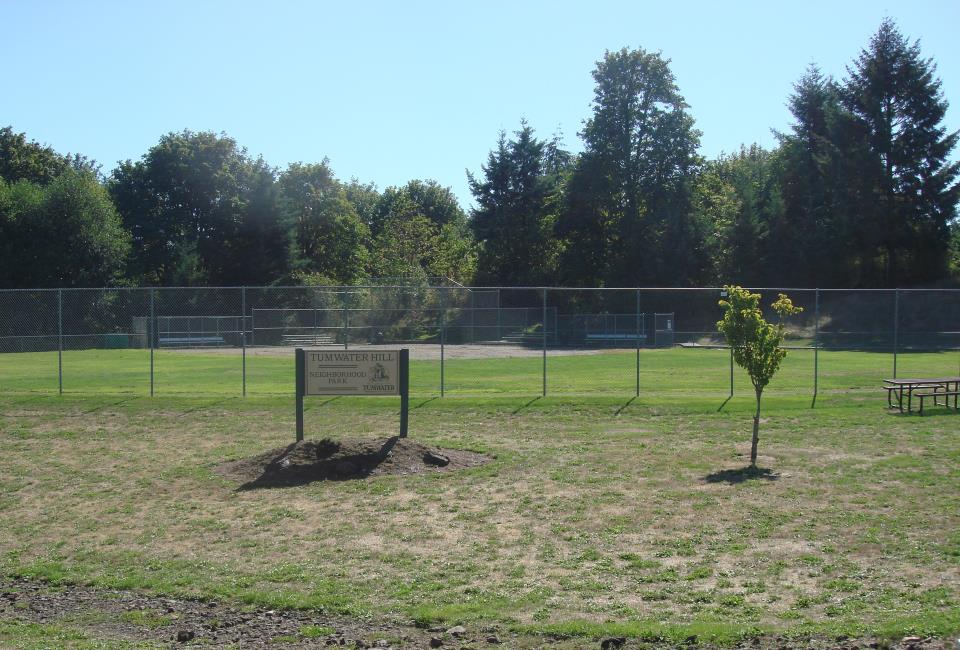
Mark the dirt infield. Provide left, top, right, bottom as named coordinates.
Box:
left=167, top=342, right=626, bottom=360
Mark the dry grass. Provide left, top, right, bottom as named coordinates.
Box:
left=1, top=393, right=958, bottom=639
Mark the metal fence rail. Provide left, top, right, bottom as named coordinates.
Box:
left=2, top=285, right=959, bottom=399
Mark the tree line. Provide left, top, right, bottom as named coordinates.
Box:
left=1, top=19, right=957, bottom=290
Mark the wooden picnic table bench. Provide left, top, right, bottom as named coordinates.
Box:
left=883, top=377, right=960, bottom=414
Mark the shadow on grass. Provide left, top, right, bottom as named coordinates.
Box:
left=512, top=396, right=542, bottom=415
left=178, top=397, right=236, bottom=416
left=614, top=396, right=636, bottom=416
left=703, top=466, right=779, bottom=484
left=304, top=395, right=341, bottom=410
left=237, top=436, right=400, bottom=490
left=912, top=408, right=960, bottom=419
left=79, top=397, right=136, bottom=415
left=413, top=396, right=439, bottom=409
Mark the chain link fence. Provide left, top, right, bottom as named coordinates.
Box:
left=2, top=285, right=959, bottom=400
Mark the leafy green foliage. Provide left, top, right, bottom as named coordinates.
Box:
left=372, top=179, right=468, bottom=237
left=371, top=180, right=476, bottom=282
left=0, top=126, right=71, bottom=185
left=718, top=287, right=801, bottom=392
left=0, top=171, right=131, bottom=288
left=279, top=161, right=370, bottom=285
left=558, top=47, right=705, bottom=287
left=109, top=130, right=287, bottom=286
left=717, top=286, right=802, bottom=466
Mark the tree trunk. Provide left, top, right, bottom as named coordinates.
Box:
left=751, top=386, right=762, bottom=467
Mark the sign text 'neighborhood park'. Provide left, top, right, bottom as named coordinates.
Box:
left=304, top=349, right=400, bottom=395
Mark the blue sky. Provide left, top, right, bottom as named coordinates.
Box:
left=4, top=0, right=958, bottom=209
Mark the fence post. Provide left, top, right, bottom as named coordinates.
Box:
left=542, top=288, right=547, bottom=397
left=893, top=288, right=899, bottom=378
left=440, top=287, right=446, bottom=397
left=469, top=289, right=475, bottom=344
left=635, top=289, right=640, bottom=397
left=497, top=289, right=502, bottom=341
left=241, top=286, right=247, bottom=398
left=149, top=288, right=155, bottom=397
left=57, top=288, right=63, bottom=395
left=342, top=290, right=349, bottom=350
left=729, top=347, right=734, bottom=399
left=812, top=288, right=819, bottom=408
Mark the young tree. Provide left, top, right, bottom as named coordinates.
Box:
left=717, top=286, right=802, bottom=467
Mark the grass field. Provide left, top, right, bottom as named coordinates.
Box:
left=3, top=346, right=960, bottom=401
left=1, top=349, right=959, bottom=645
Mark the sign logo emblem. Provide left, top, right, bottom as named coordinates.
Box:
left=371, top=363, right=389, bottom=383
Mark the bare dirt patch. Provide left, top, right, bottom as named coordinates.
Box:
left=1, top=577, right=952, bottom=650
left=217, top=436, right=491, bottom=489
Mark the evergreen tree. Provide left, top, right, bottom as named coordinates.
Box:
left=842, top=18, right=959, bottom=285
left=468, top=123, right=569, bottom=285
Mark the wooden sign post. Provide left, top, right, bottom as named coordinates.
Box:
left=295, top=348, right=409, bottom=441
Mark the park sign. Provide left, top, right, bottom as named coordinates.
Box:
left=294, top=348, right=409, bottom=441
left=304, top=349, right=401, bottom=395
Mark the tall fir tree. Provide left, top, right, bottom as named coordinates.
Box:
left=468, top=122, right=568, bottom=285
left=842, top=18, right=959, bottom=285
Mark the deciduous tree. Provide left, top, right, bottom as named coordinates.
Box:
left=717, top=286, right=802, bottom=467
left=558, top=47, right=704, bottom=287
left=279, top=161, right=370, bottom=285
left=0, top=171, right=130, bottom=288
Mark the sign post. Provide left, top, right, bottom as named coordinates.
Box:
left=295, top=348, right=409, bottom=442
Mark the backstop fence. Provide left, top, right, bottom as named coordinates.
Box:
left=1, top=285, right=959, bottom=400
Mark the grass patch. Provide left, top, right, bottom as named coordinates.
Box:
left=1, top=353, right=959, bottom=640
left=300, top=625, right=335, bottom=638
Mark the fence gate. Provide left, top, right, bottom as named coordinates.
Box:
left=654, top=312, right=675, bottom=347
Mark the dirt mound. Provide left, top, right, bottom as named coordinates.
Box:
left=218, top=436, right=490, bottom=489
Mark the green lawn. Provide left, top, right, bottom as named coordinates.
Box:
left=3, top=346, right=959, bottom=404
left=1, top=349, right=959, bottom=644
left=1, top=387, right=959, bottom=644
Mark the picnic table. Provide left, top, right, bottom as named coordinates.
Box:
left=883, top=377, right=960, bottom=414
